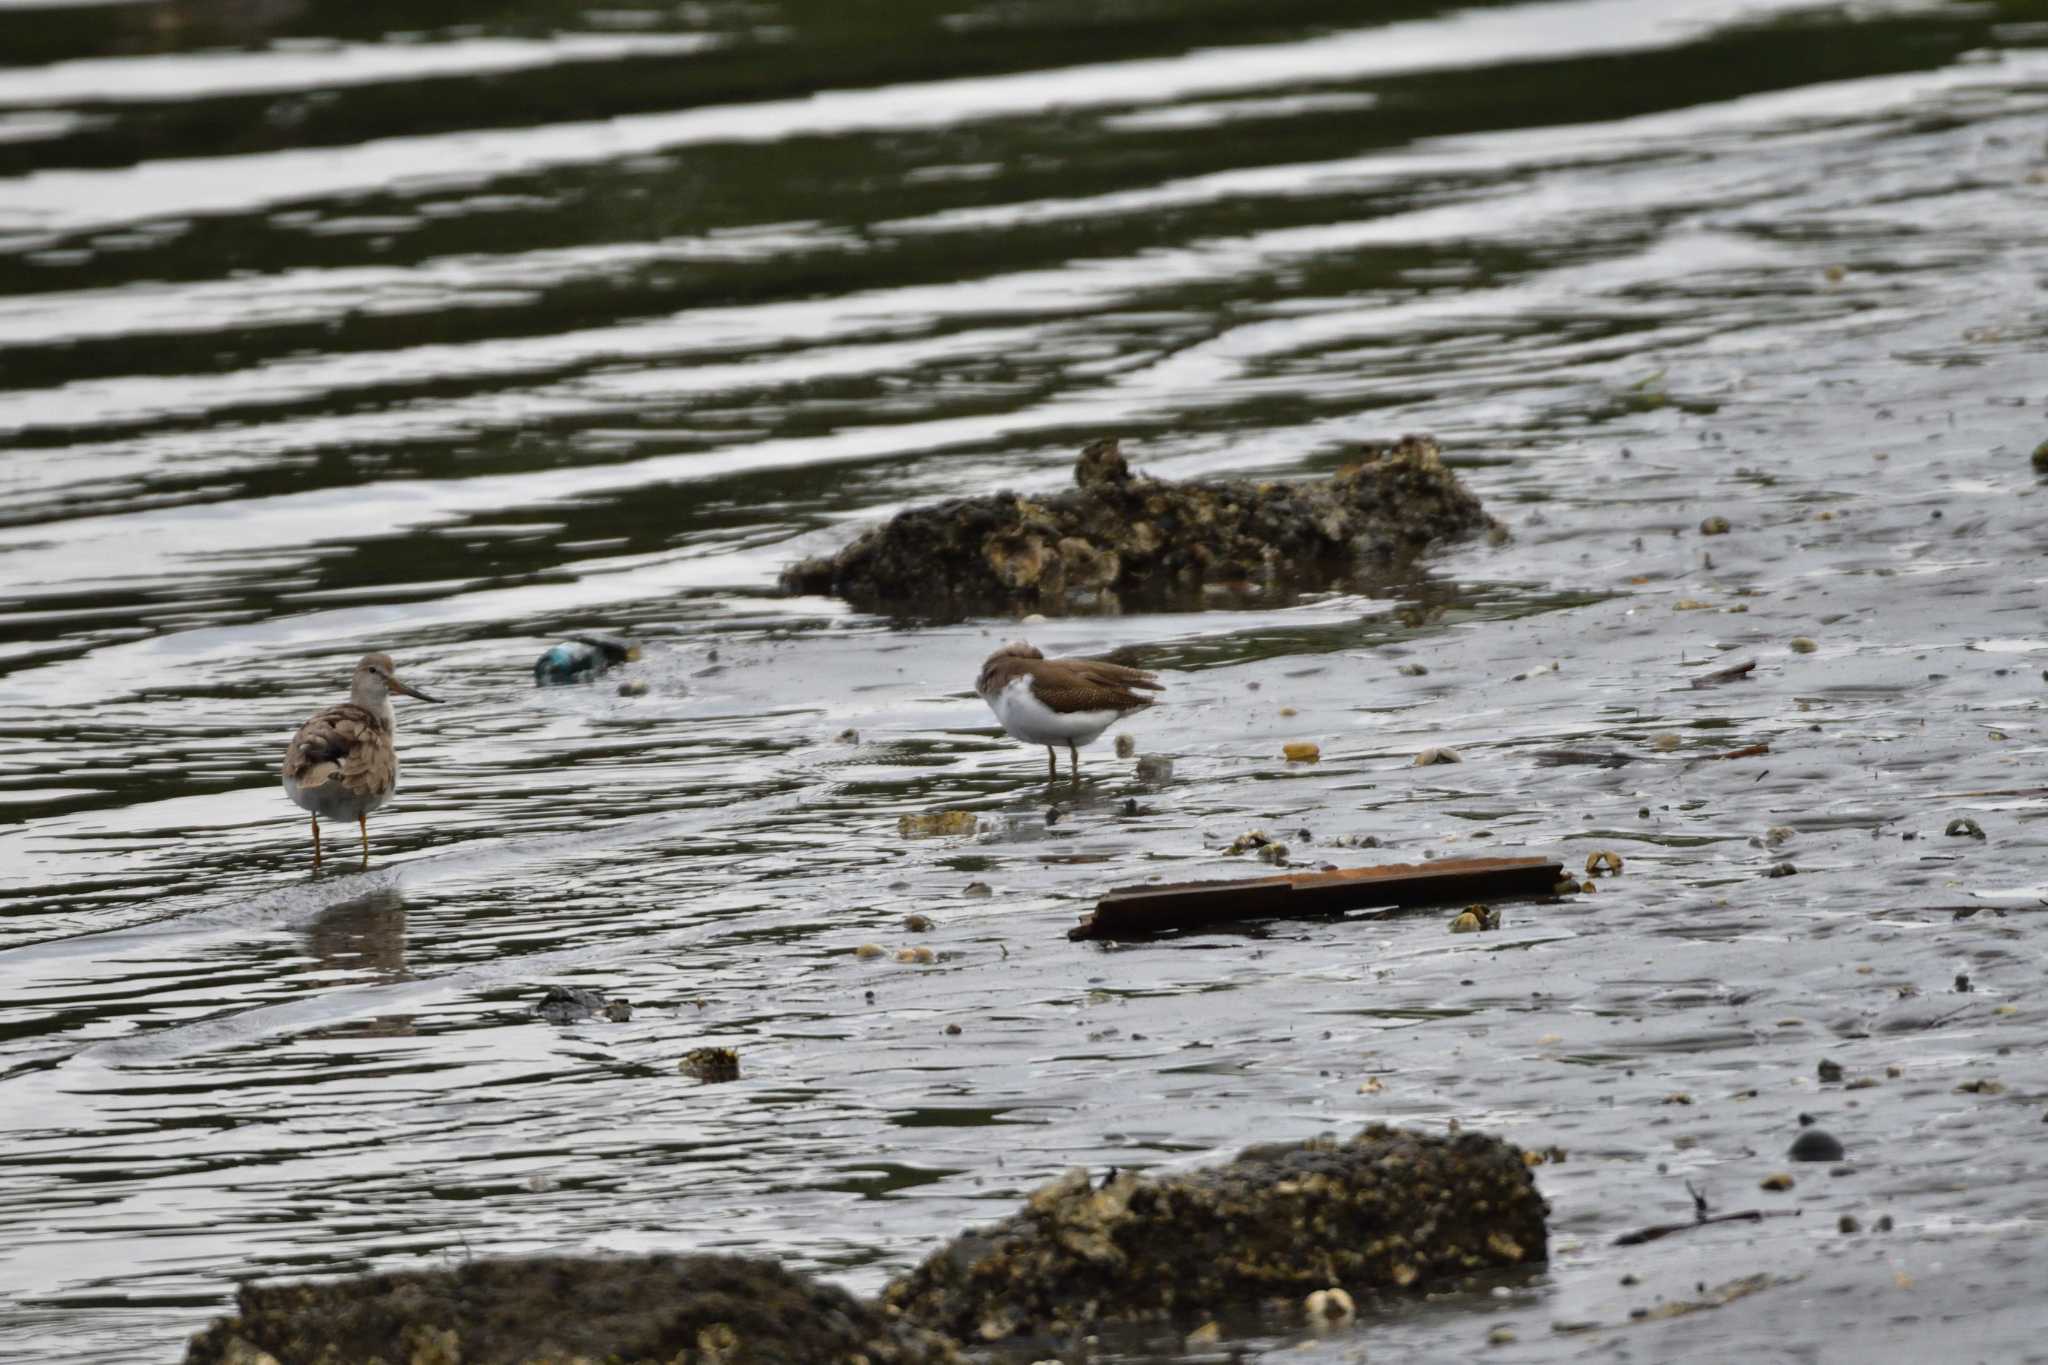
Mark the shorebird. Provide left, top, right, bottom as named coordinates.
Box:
left=976, top=641, right=1162, bottom=783
left=282, top=652, right=442, bottom=868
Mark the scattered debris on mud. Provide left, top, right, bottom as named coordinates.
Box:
left=183, top=1254, right=961, bottom=1365
left=1449, top=904, right=1500, bottom=933
left=881, top=1125, right=1545, bottom=1345
left=781, top=436, right=1501, bottom=613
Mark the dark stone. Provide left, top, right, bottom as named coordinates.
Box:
left=534, top=985, right=607, bottom=1024
left=1789, top=1129, right=1846, bottom=1162
left=183, top=1254, right=959, bottom=1365
left=1817, top=1058, right=1844, bottom=1083
left=881, top=1125, right=1546, bottom=1344
left=680, top=1047, right=740, bottom=1083
left=780, top=436, right=1500, bottom=616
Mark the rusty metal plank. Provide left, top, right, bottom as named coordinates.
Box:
left=1070, top=855, right=1564, bottom=941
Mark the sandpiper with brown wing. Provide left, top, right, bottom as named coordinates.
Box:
left=976, top=641, right=1161, bottom=783
left=282, top=652, right=442, bottom=868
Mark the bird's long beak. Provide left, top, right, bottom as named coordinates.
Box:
left=391, top=677, right=443, bottom=703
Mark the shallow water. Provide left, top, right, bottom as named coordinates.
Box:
left=2, top=0, right=2047, bottom=1359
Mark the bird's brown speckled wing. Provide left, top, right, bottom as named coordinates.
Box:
left=283, top=703, right=394, bottom=797
left=1030, top=657, right=1164, bottom=713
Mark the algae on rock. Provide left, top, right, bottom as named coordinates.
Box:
left=881, top=1125, right=1546, bottom=1345
left=183, top=1254, right=960, bottom=1365
left=181, top=1127, right=1546, bottom=1361
left=781, top=436, right=1500, bottom=614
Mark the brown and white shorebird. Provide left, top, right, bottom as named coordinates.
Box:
left=282, top=652, right=442, bottom=868
left=975, top=641, right=1162, bottom=783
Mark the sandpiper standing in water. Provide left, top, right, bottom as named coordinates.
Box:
left=976, top=641, right=1161, bottom=783
left=282, top=652, right=442, bottom=868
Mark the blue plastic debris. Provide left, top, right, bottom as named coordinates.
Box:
left=534, top=635, right=639, bottom=686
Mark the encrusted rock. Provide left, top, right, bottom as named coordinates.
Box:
left=881, top=1125, right=1546, bottom=1344
left=183, top=1255, right=960, bottom=1365
left=781, top=436, right=1499, bottom=613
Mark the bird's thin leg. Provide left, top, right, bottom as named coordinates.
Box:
left=1068, top=743, right=1080, bottom=784
left=1045, top=747, right=1057, bottom=783
left=359, top=812, right=370, bottom=866
left=311, top=816, right=322, bottom=869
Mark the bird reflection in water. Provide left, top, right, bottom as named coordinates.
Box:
left=303, top=887, right=417, bottom=1039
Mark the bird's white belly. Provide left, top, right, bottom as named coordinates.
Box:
left=283, top=770, right=393, bottom=820
left=988, top=677, right=1118, bottom=747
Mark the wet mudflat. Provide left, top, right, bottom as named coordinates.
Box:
left=2, top=0, right=2047, bottom=1359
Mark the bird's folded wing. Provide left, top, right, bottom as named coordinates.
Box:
left=1038, top=661, right=1164, bottom=711
left=283, top=704, right=383, bottom=787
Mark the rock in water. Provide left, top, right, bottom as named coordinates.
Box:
left=183, top=1255, right=960, bottom=1365
left=534, top=635, right=639, bottom=686
left=781, top=436, right=1499, bottom=614
left=881, top=1125, right=1546, bottom=1343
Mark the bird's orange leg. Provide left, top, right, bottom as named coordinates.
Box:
left=1045, top=747, right=1057, bottom=783
left=359, top=812, right=370, bottom=866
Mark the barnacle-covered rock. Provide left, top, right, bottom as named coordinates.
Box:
left=781, top=436, right=1499, bottom=614
left=184, top=1255, right=960, bottom=1365
left=880, top=1125, right=1547, bottom=1344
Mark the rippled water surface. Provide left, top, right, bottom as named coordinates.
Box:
left=4, top=0, right=2048, bottom=1359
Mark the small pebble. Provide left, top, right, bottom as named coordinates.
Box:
left=1414, top=746, right=1462, bottom=766
left=1398, top=662, right=1429, bottom=676
left=1817, top=1058, right=1844, bottom=1083
left=906, top=913, right=937, bottom=930
left=834, top=727, right=860, bottom=744
left=1135, top=754, right=1174, bottom=783
left=1839, top=1214, right=1861, bottom=1234
left=1488, top=1326, right=1517, bottom=1347
left=1760, top=1172, right=1795, bottom=1191
left=1789, top=1129, right=1845, bottom=1162
left=961, top=882, right=992, bottom=898
left=1114, top=733, right=1135, bottom=758
left=1766, top=862, right=1798, bottom=877
left=616, top=678, right=649, bottom=697
left=679, top=1047, right=740, bottom=1083
left=1304, top=1287, right=1354, bottom=1322
left=943, top=1023, right=961, bottom=1036
left=1283, top=741, right=1321, bottom=763
left=1789, top=637, right=1818, bottom=654
left=1700, top=515, right=1731, bottom=535
left=854, top=943, right=885, bottom=959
